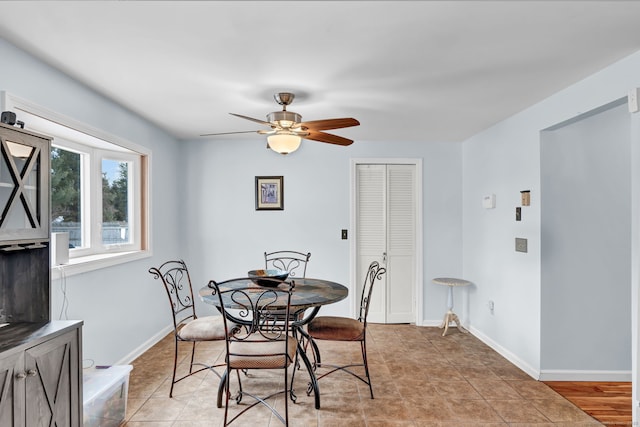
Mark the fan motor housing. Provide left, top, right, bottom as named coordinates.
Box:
left=267, top=111, right=301, bottom=127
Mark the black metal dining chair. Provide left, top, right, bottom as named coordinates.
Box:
left=264, top=250, right=311, bottom=278
left=148, top=259, right=234, bottom=400
left=264, top=250, right=312, bottom=374
left=264, top=250, right=311, bottom=321
left=306, top=261, right=386, bottom=399
left=208, top=277, right=300, bottom=426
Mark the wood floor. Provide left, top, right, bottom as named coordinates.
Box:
left=545, top=381, right=632, bottom=426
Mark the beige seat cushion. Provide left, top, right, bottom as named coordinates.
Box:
left=308, top=316, right=365, bottom=341
left=178, top=316, right=228, bottom=341
left=228, top=337, right=298, bottom=370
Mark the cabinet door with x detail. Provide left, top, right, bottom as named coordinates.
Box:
left=24, top=330, right=81, bottom=427
left=0, top=123, right=51, bottom=244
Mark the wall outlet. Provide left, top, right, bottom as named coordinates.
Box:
left=515, top=237, right=528, bottom=253
left=488, top=300, right=494, bottom=315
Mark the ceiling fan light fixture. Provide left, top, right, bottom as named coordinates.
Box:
left=202, top=92, right=359, bottom=149
left=267, top=132, right=302, bottom=155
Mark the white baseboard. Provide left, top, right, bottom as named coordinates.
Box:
left=467, top=325, right=540, bottom=379
left=420, top=320, right=632, bottom=382
left=114, top=324, right=173, bottom=366
left=420, top=319, right=442, bottom=327
left=539, top=369, right=632, bottom=381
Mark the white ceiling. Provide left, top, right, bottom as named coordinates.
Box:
left=1, top=1, right=640, bottom=144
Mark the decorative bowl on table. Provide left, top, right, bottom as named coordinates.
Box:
left=248, top=269, right=289, bottom=287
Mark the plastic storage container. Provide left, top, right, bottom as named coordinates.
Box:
left=83, top=365, right=133, bottom=427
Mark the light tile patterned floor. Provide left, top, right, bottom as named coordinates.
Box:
left=123, top=324, right=603, bottom=426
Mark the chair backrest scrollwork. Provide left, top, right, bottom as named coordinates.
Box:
left=264, top=250, right=311, bottom=278
left=149, top=259, right=197, bottom=333
left=359, top=261, right=387, bottom=325
left=208, top=278, right=296, bottom=367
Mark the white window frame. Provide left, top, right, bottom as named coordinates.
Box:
left=2, top=92, right=151, bottom=276
left=52, top=140, right=142, bottom=257
left=96, top=151, right=140, bottom=252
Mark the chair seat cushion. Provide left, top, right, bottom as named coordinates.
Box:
left=178, top=316, right=229, bottom=341
left=308, top=316, right=365, bottom=341
left=228, top=337, right=298, bottom=369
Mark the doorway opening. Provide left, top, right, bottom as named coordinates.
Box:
left=540, top=99, right=631, bottom=380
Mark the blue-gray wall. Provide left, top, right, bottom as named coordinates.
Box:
left=541, top=101, right=631, bottom=373
left=180, top=138, right=463, bottom=322
left=462, top=48, right=640, bottom=390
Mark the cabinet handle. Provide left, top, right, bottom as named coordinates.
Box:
left=27, top=369, right=37, bottom=377
left=15, top=372, right=26, bottom=379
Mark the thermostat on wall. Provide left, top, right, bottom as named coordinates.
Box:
left=483, top=194, right=496, bottom=209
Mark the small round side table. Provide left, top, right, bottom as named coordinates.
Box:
left=432, top=277, right=472, bottom=336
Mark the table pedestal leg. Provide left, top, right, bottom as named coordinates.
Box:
left=439, top=310, right=468, bottom=336
left=439, top=286, right=468, bottom=336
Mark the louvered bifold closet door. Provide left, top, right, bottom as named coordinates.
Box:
left=386, top=164, right=416, bottom=323
left=356, top=164, right=387, bottom=323
left=356, top=164, right=416, bottom=324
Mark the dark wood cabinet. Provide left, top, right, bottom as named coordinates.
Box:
left=0, top=321, right=83, bottom=427
left=0, top=123, right=82, bottom=427
left=0, top=123, right=52, bottom=325
left=0, top=246, right=50, bottom=324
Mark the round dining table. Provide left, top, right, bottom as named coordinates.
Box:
left=198, top=277, right=348, bottom=409
left=199, top=277, right=347, bottom=315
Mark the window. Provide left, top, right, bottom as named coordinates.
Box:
left=2, top=92, right=150, bottom=274
left=51, top=139, right=142, bottom=257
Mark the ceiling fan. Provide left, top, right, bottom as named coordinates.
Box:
left=200, top=92, right=360, bottom=154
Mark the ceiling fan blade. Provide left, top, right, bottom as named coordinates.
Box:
left=230, top=113, right=272, bottom=126
left=200, top=130, right=259, bottom=137
left=299, top=118, right=360, bottom=131
left=304, top=130, right=354, bottom=146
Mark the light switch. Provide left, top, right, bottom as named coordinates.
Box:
left=515, top=238, right=528, bottom=253
left=341, top=229, right=348, bottom=240
left=629, top=88, right=639, bottom=113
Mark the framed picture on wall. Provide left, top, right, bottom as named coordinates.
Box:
left=255, top=176, right=284, bottom=210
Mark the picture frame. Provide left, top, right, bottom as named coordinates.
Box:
left=255, top=176, right=284, bottom=210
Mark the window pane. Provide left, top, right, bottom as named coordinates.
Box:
left=51, top=147, right=82, bottom=248
left=102, top=159, right=129, bottom=245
